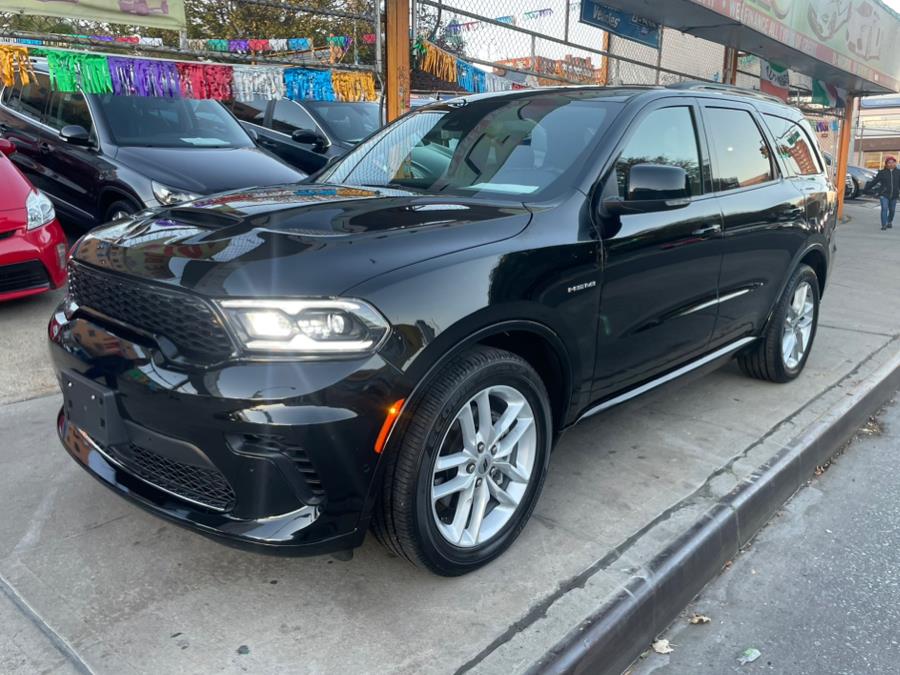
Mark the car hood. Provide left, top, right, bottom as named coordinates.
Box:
left=113, top=146, right=306, bottom=194
left=72, top=184, right=532, bottom=297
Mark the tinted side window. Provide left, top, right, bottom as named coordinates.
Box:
left=46, top=91, right=93, bottom=132
left=230, top=99, right=267, bottom=125
left=763, top=114, right=822, bottom=176
left=271, top=100, right=318, bottom=137
left=17, top=74, right=51, bottom=121
left=1, top=84, right=21, bottom=108
left=705, top=107, right=774, bottom=191
left=615, top=106, right=702, bottom=199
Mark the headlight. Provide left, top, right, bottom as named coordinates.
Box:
left=25, top=190, right=55, bottom=230
left=151, top=180, right=201, bottom=206
left=219, top=299, right=390, bottom=354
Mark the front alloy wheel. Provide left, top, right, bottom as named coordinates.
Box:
left=373, top=346, right=552, bottom=576
left=430, top=385, right=537, bottom=548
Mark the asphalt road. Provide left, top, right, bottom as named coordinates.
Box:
left=633, top=396, right=900, bottom=675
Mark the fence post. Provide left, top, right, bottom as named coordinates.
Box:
left=654, top=28, right=664, bottom=84
left=385, top=0, right=409, bottom=122
left=722, top=46, right=738, bottom=84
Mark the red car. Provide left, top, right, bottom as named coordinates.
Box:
left=0, top=138, right=67, bottom=301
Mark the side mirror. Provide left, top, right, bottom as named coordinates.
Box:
left=245, top=126, right=259, bottom=142
left=291, top=128, right=329, bottom=153
left=60, top=125, right=91, bottom=146
left=603, top=164, right=691, bottom=216
left=0, top=138, right=14, bottom=157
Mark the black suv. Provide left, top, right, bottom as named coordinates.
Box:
left=0, top=64, right=304, bottom=228
left=50, top=85, right=835, bottom=575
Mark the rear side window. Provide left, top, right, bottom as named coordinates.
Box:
left=230, top=99, right=267, bottom=125
left=1, top=84, right=21, bottom=108
left=763, top=114, right=822, bottom=176
left=271, top=100, right=319, bottom=137
left=17, top=74, right=51, bottom=121
left=46, top=91, right=93, bottom=132
left=704, top=107, right=774, bottom=191
left=614, top=106, right=703, bottom=199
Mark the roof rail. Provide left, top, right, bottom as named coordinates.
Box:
left=666, top=80, right=786, bottom=104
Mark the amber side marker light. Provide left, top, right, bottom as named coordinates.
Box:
left=374, top=399, right=405, bottom=454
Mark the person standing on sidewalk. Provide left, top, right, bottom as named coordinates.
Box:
left=867, top=156, right=900, bottom=230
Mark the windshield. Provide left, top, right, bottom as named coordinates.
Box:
left=316, top=92, right=620, bottom=198
left=304, top=101, right=380, bottom=144
left=94, top=95, right=253, bottom=148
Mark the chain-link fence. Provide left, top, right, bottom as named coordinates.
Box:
left=412, top=0, right=730, bottom=92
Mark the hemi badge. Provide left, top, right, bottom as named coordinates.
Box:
left=567, top=280, right=597, bottom=294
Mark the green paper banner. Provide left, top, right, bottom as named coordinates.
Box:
left=1, top=0, right=186, bottom=31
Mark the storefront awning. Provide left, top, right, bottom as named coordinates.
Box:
left=602, top=0, right=900, bottom=94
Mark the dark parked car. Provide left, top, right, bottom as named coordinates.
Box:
left=230, top=98, right=379, bottom=174
left=823, top=152, right=875, bottom=198
left=0, top=63, right=305, bottom=228
left=51, top=84, right=835, bottom=575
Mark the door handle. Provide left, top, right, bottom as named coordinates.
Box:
left=38, top=142, right=53, bottom=155
left=692, top=223, right=722, bottom=237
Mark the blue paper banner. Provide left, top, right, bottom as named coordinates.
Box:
left=579, top=1, right=660, bottom=49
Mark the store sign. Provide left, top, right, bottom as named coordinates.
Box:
left=580, top=1, right=660, bottom=49
left=687, top=0, right=900, bottom=91
left=1, top=0, right=186, bottom=30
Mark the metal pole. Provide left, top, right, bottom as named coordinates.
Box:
left=723, top=46, right=738, bottom=84
left=179, top=29, right=187, bottom=50
left=564, top=0, right=570, bottom=43
left=375, top=0, right=383, bottom=82
left=411, top=0, right=417, bottom=40
left=836, top=95, right=856, bottom=220
left=654, top=28, right=664, bottom=85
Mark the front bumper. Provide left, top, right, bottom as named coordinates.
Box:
left=49, top=305, right=409, bottom=556
left=0, top=219, right=67, bottom=301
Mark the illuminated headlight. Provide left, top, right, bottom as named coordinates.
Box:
left=25, top=190, right=55, bottom=230
left=219, top=299, right=390, bottom=354
left=151, top=180, right=201, bottom=206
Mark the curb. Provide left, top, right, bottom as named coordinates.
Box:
left=530, top=349, right=900, bottom=675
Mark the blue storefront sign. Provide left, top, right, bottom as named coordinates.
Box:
left=579, top=0, right=660, bottom=49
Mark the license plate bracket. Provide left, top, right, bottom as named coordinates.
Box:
left=62, top=370, right=129, bottom=447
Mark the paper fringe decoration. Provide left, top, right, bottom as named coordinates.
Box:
left=331, top=70, right=376, bottom=102
left=447, top=7, right=552, bottom=34
left=176, top=63, right=234, bottom=100
left=38, top=47, right=373, bottom=103
left=47, top=51, right=112, bottom=94
left=186, top=36, right=372, bottom=54
left=421, top=41, right=457, bottom=84
left=0, top=45, right=34, bottom=87
left=416, top=39, right=514, bottom=94
left=284, top=67, right=335, bottom=101
left=233, top=65, right=286, bottom=102
left=108, top=57, right=180, bottom=97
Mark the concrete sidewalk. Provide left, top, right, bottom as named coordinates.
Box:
left=1, top=200, right=898, bottom=674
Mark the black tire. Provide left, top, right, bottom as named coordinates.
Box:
left=104, top=199, right=138, bottom=223
left=738, top=264, right=820, bottom=383
left=372, top=346, right=552, bottom=576
left=851, top=178, right=860, bottom=200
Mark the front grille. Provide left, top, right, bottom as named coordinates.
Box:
left=241, top=434, right=325, bottom=499
left=68, top=262, right=233, bottom=362
left=0, top=260, right=49, bottom=293
left=109, top=443, right=236, bottom=511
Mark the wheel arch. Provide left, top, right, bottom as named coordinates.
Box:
left=98, top=186, right=142, bottom=221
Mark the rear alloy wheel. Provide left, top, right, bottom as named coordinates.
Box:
left=739, top=264, right=820, bottom=383
left=373, top=346, right=552, bottom=576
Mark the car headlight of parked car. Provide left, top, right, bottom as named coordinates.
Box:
left=219, top=299, right=390, bottom=354
left=151, top=180, right=201, bottom=206
left=25, top=190, right=55, bottom=230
